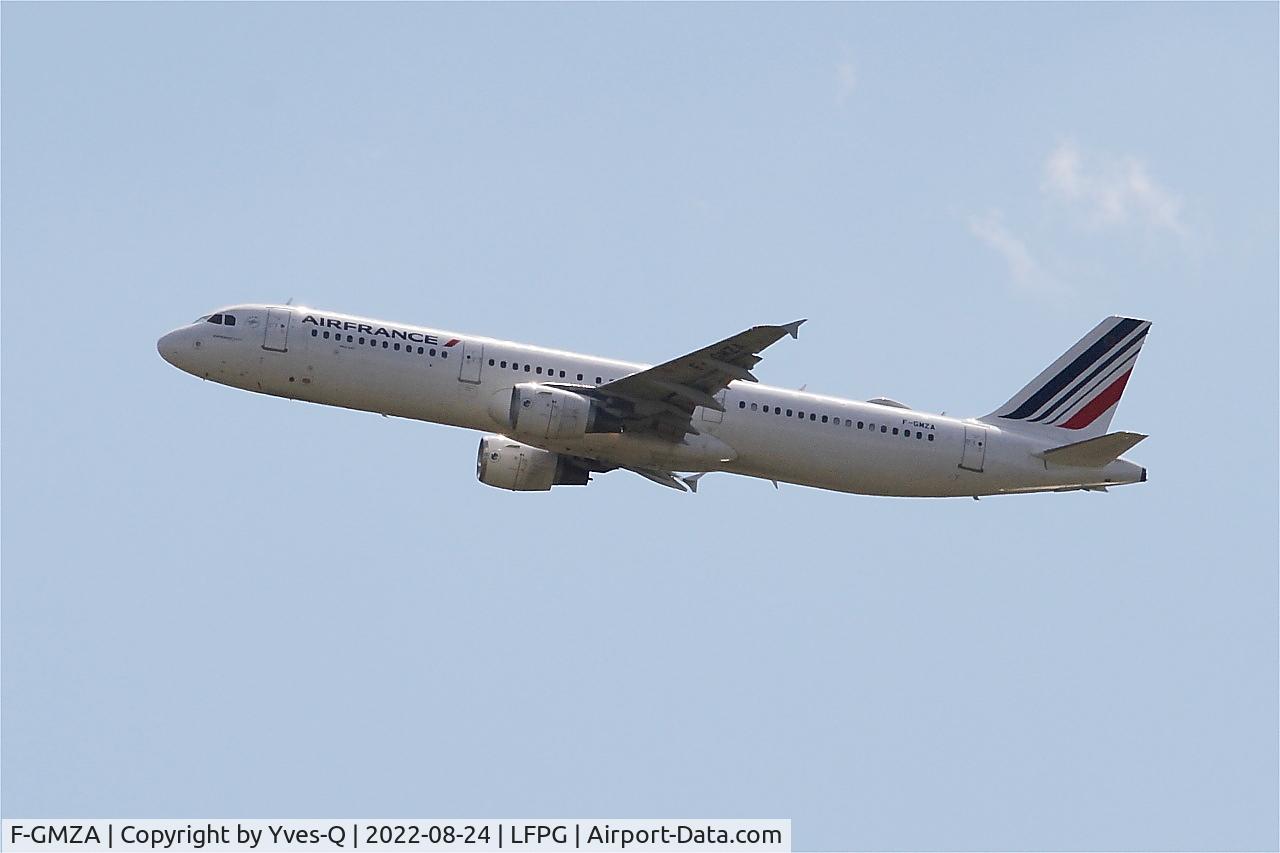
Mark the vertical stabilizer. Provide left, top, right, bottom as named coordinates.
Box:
left=980, top=316, right=1151, bottom=440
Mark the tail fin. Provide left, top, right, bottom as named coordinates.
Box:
left=981, top=316, right=1151, bottom=440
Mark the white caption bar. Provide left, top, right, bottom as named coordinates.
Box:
left=2, top=820, right=790, bottom=852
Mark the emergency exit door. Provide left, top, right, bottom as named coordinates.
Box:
left=458, top=340, right=483, bottom=383
left=960, top=425, right=988, bottom=472
left=699, top=390, right=727, bottom=424
left=263, top=308, right=291, bottom=352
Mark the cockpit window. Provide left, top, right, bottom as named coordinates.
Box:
left=206, top=314, right=224, bottom=325
left=222, top=314, right=236, bottom=326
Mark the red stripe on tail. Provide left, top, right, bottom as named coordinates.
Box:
left=1059, top=369, right=1132, bottom=430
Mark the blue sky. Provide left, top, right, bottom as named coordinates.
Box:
left=3, top=4, right=1276, bottom=849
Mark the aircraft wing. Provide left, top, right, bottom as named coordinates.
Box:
left=622, top=467, right=707, bottom=492
left=577, top=320, right=805, bottom=438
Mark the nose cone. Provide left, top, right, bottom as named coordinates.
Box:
left=157, top=330, right=182, bottom=367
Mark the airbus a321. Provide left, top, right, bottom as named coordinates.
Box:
left=157, top=306, right=1150, bottom=497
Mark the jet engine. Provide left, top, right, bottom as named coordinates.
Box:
left=476, top=435, right=592, bottom=491
left=488, top=383, right=621, bottom=440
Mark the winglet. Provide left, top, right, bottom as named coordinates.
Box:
left=782, top=319, right=806, bottom=340
left=682, top=473, right=706, bottom=494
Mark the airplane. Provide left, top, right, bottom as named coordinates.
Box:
left=157, top=306, right=1150, bottom=498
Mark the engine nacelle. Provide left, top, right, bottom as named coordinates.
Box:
left=476, top=435, right=591, bottom=491
left=488, top=383, right=619, bottom=440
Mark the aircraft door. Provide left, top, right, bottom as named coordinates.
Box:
left=263, top=308, right=291, bottom=352
left=458, top=340, right=483, bottom=384
left=960, top=425, right=988, bottom=472
left=699, top=390, right=726, bottom=424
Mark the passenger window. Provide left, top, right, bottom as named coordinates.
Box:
left=489, top=359, right=495, bottom=366
left=577, top=373, right=584, bottom=381
left=347, top=335, right=353, bottom=342
left=892, top=428, right=899, bottom=435
left=430, top=348, right=437, bottom=356
left=786, top=409, right=793, bottom=417
left=821, top=415, right=828, bottom=423
left=382, top=341, right=388, bottom=348
left=417, top=346, right=423, bottom=354
left=916, top=431, right=922, bottom=439
left=809, top=413, right=816, bottom=421
left=751, top=403, right=758, bottom=411
left=524, top=365, right=531, bottom=372
left=536, top=367, right=543, bottom=374
left=595, top=377, right=602, bottom=384
left=394, top=343, right=400, bottom=351
left=798, top=411, right=804, bottom=419
left=928, top=434, right=935, bottom=441
left=857, top=421, right=864, bottom=429
left=501, top=361, right=507, bottom=368
left=845, top=419, right=852, bottom=427
left=559, top=370, right=566, bottom=378
left=739, top=401, right=746, bottom=409
left=441, top=351, right=447, bottom=358
left=880, top=425, right=886, bottom=433
left=311, top=329, right=318, bottom=337
left=323, top=331, right=330, bottom=339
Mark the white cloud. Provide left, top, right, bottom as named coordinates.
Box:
left=1044, top=142, right=1083, bottom=198
left=835, top=60, right=857, bottom=104
left=968, top=211, right=1062, bottom=298
left=1042, top=141, right=1188, bottom=238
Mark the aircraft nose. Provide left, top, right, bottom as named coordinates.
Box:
left=157, top=330, right=182, bottom=366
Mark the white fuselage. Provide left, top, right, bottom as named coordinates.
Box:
left=157, top=305, right=1145, bottom=497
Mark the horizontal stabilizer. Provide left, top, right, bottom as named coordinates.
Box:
left=1037, top=431, right=1147, bottom=468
